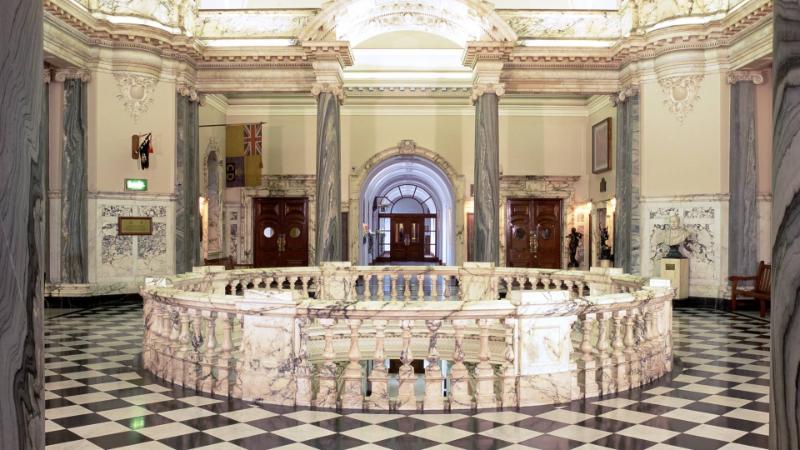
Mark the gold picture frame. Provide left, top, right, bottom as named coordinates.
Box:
left=118, top=216, right=153, bottom=236
left=592, top=117, right=612, bottom=174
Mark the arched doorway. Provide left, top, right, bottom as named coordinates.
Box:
left=353, top=142, right=461, bottom=265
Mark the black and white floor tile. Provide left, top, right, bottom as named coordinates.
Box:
left=44, top=302, right=770, bottom=449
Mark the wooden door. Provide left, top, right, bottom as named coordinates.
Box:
left=390, top=215, right=424, bottom=261
left=506, top=198, right=562, bottom=269
left=253, top=197, right=309, bottom=267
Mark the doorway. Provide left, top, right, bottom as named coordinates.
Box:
left=506, top=198, right=562, bottom=268
left=253, top=197, right=309, bottom=267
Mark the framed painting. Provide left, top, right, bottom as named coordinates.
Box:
left=592, top=117, right=612, bottom=173
left=118, top=216, right=153, bottom=236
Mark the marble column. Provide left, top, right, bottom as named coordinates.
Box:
left=0, top=0, right=45, bottom=446
left=770, top=1, right=800, bottom=448
left=727, top=72, right=762, bottom=277
left=58, top=71, right=90, bottom=283
left=472, top=86, right=502, bottom=264
left=313, top=87, right=343, bottom=264
left=613, top=88, right=641, bottom=274
left=175, top=92, right=201, bottom=273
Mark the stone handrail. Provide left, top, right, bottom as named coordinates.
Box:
left=141, top=263, right=673, bottom=410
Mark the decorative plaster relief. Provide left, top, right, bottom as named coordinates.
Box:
left=658, top=74, right=704, bottom=123
left=501, top=11, right=621, bottom=39
left=114, top=72, right=158, bottom=122
left=197, top=10, right=313, bottom=38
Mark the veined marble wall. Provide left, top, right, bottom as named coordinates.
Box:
left=48, top=193, right=175, bottom=295
left=640, top=195, right=728, bottom=297
left=224, top=202, right=242, bottom=264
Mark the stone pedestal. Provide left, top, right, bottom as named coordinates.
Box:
left=396, top=366, right=417, bottom=410
left=423, top=365, right=445, bottom=411
left=660, top=258, right=689, bottom=299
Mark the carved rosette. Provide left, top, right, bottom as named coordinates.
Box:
left=114, top=72, right=158, bottom=122
left=54, top=68, right=91, bottom=83
left=726, top=70, right=766, bottom=85
left=470, top=83, right=505, bottom=103
left=311, top=82, right=345, bottom=102
left=658, top=74, right=704, bottom=124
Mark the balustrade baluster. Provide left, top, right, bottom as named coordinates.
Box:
left=449, top=320, right=472, bottom=409
left=443, top=276, right=451, bottom=299
left=377, top=273, right=385, bottom=300
left=643, top=309, right=657, bottom=383
left=342, top=319, right=364, bottom=409
left=295, top=317, right=312, bottom=406
left=423, top=320, right=444, bottom=410
left=475, top=319, right=497, bottom=407
left=403, top=275, right=412, bottom=302
left=397, top=320, right=416, bottom=410
left=368, top=320, right=389, bottom=409
left=626, top=309, right=641, bottom=388
left=501, top=318, right=517, bottom=407
left=580, top=314, right=599, bottom=398
left=315, top=318, right=338, bottom=408
left=612, top=311, right=628, bottom=392
left=598, top=312, right=615, bottom=394
left=390, top=274, right=398, bottom=301
left=416, top=274, right=424, bottom=300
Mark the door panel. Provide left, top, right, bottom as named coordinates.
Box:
left=253, top=197, right=309, bottom=267
left=389, top=215, right=425, bottom=262
left=505, top=198, right=562, bottom=269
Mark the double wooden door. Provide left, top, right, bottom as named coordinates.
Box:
left=506, top=198, right=562, bottom=269
left=390, top=215, right=425, bottom=261
left=253, top=197, right=309, bottom=267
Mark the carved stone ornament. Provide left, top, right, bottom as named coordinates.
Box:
left=470, top=83, right=506, bottom=103
left=54, top=68, right=91, bottom=82
left=311, top=82, right=345, bottom=102
left=114, top=72, right=158, bottom=122
left=610, top=84, right=639, bottom=106
left=658, top=74, right=704, bottom=124
left=398, top=139, right=416, bottom=154
left=177, top=82, right=199, bottom=102
left=726, top=70, right=765, bottom=85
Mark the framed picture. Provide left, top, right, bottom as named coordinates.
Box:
left=592, top=118, right=612, bottom=173
left=118, top=216, right=153, bottom=236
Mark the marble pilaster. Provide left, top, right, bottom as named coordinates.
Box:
left=727, top=73, right=761, bottom=277
left=770, top=2, right=800, bottom=447
left=613, top=89, right=640, bottom=274
left=176, top=92, right=201, bottom=273
left=59, top=73, right=89, bottom=283
left=0, top=0, right=45, bottom=445
left=314, top=87, right=343, bottom=263
left=472, top=87, right=502, bottom=263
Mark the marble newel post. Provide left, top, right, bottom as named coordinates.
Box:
left=313, top=84, right=343, bottom=263
left=727, top=71, right=763, bottom=277
left=0, top=0, right=45, bottom=446
left=57, top=69, right=91, bottom=283
left=176, top=87, right=201, bottom=273
left=770, top=2, right=800, bottom=448
left=613, top=87, right=641, bottom=274
left=472, top=84, right=503, bottom=263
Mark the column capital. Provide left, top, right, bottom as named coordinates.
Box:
left=610, top=84, right=639, bottom=106
left=727, top=70, right=766, bottom=85
left=54, top=68, right=91, bottom=82
left=176, top=82, right=199, bottom=102
left=471, top=83, right=506, bottom=102
left=43, top=68, right=52, bottom=84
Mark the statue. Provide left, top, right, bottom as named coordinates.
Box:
left=661, top=215, right=692, bottom=259
left=567, top=227, right=583, bottom=268
left=600, top=227, right=613, bottom=261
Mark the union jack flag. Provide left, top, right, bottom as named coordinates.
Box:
left=243, top=123, right=262, bottom=155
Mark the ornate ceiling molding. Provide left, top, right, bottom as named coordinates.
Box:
left=114, top=72, right=158, bottom=122
left=345, top=86, right=471, bottom=97
left=658, top=74, right=704, bottom=124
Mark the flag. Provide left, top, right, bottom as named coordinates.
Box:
left=226, top=123, right=263, bottom=187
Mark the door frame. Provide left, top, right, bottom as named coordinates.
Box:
left=375, top=212, right=439, bottom=264
left=505, top=197, right=563, bottom=269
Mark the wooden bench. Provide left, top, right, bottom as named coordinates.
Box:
left=729, top=261, right=771, bottom=317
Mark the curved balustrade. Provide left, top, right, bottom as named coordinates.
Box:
left=141, top=262, right=673, bottom=410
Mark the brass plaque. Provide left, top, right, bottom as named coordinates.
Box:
left=118, top=216, right=152, bottom=235
left=665, top=263, right=675, bottom=270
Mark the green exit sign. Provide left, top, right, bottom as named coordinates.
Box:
left=125, top=178, right=148, bottom=191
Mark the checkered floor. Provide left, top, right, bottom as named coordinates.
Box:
left=44, top=302, right=770, bottom=449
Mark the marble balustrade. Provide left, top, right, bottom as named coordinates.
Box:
left=141, top=264, right=672, bottom=410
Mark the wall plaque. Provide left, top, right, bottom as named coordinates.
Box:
left=118, top=216, right=153, bottom=235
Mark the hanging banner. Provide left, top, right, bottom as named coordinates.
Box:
left=226, top=123, right=263, bottom=187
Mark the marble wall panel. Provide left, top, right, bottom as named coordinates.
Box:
left=756, top=195, right=772, bottom=264
left=0, top=0, right=45, bottom=445
left=224, top=203, right=242, bottom=264
left=640, top=196, right=728, bottom=297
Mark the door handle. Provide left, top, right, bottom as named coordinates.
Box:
left=277, top=234, right=286, bottom=253
left=530, top=225, right=539, bottom=257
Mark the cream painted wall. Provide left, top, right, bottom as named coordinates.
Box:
left=226, top=108, right=589, bottom=202
left=755, top=77, right=773, bottom=195
left=89, top=71, right=176, bottom=194
left=587, top=97, right=616, bottom=202
left=640, top=72, right=730, bottom=197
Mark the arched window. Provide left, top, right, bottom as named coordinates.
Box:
left=373, top=183, right=438, bottom=261
left=374, top=184, right=437, bottom=214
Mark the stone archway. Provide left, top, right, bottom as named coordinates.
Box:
left=203, top=138, right=224, bottom=259
left=349, top=140, right=465, bottom=265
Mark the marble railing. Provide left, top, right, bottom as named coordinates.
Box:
left=141, top=263, right=673, bottom=410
